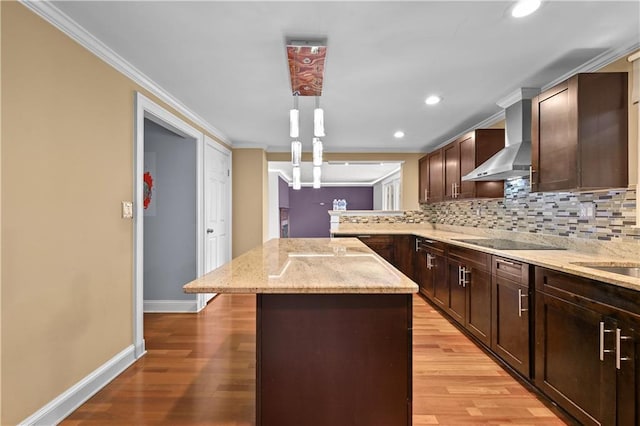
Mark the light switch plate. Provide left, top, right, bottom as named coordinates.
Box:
left=122, top=201, right=133, bottom=219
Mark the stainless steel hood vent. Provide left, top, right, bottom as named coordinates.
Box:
left=462, top=88, right=539, bottom=182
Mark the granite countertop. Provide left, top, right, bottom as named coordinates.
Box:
left=333, top=227, right=640, bottom=292
left=183, top=238, right=419, bottom=294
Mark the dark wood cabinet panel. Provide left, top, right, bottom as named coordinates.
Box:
left=394, top=235, right=415, bottom=281
left=416, top=238, right=446, bottom=301
left=459, top=130, right=505, bottom=199
left=534, top=266, right=640, bottom=426
left=444, top=142, right=460, bottom=201
left=427, top=150, right=444, bottom=203
left=419, top=155, right=429, bottom=204
left=447, top=259, right=466, bottom=324
left=531, top=72, right=628, bottom=192
left=492, top=276, right=530, bottom=377
left=337, top=234, right=395, bottom=264
left=466, top=267, right=492, bottom=346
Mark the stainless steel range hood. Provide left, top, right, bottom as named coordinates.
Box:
left=462, top=88, right=539, bottom=181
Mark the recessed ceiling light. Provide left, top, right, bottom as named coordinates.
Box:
left=511, top=0, right=541, bottom=18
left=394, top=131, right=405, bottom=138
left=425, top=95, right=442, bottom=105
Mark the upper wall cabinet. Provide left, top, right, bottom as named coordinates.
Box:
left=445, top=129, right=505, bottom=201
left=420, top=129, right=505, bottom=204
left=531, top=72, right=628, bottom=192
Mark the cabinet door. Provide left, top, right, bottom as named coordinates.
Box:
left=447, top=259, right=466, bottom=324
left=492, top=276, right=530, bottom=377
left=416, top=249, right=431, bottom=298
left=427, top=150, right=443, bottom=203
left=358, top=235, right=394, bottom=264
left=431, top=252, right=449, bottom=309
left=418, top=155, right=429, bottom=203
left=532, top=81, right=578, bottom=192
left=393, top=235, right=414, bottom=280
left=615, top=318, right=639, bottom=426
left=443, top=142, right=460, bottom=200
left=465, top=266, right=491, bottom=346
left=535, top=291, right=615, bottom=425
left=458, top=135, right=476, bottom=198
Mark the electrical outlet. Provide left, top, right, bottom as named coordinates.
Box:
left=579, top=202, right=594, bottom=218
left=122, top=201, right=133, bottom=219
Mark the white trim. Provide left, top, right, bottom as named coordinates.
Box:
left=144, top=300, right=200, bottom=313
left=134, top=92, right=205, bottom=358
left=18, top=345, right=136, bottom=426
left=18, top=0, right=230, bottom=146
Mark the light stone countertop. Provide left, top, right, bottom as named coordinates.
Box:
left=183, top=238, right=419, bottom=294
left=333, top=225, right=640, bottom=292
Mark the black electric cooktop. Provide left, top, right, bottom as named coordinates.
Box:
left=453, top=238, right=565, bottom=251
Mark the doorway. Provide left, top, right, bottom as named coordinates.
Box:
left=133, top=92, right=231, bottom=359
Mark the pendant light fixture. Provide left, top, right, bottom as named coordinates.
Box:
left=286, top=39, right=327, bottom=190
left=291, top=140, right=302, bottom=167
left=292, top=166, right=301, bottom=190
left=314, top=96, right=325, bottom=137
left=313, top=166, right=321, bottom=189
left=289, top=96, right=299, bottom=138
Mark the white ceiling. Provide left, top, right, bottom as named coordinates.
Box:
left=269, top=161, right=402, bottom=186
left=53, top=1, right=639, bottom=153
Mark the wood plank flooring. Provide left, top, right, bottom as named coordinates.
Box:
left=63, top=294, right=569, bottom=425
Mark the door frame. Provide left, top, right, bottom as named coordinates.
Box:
left=133, top=92, right=205, bottom=358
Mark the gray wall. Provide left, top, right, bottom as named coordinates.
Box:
left=144, top=119, right=197, bottom=301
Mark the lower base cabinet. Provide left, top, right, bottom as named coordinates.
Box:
left=535, top=267, right=640, bottom=426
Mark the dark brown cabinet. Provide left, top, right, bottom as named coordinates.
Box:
left=531, top=72, right=628, bottom=192
left=427, top=149, right=444, bottom=203
left=491, top=257, right=531, bottom=378
left=426, top=129, right=505, bottom=203
left=340, top=234, right=395, bottom=264
left=418, top=155, right=429, bottom=204
left=535, top=267, right=640, bottom=426
left=448, top=245, right=492, bottom=345
left=415, top=238, right=446, bottom=301
left=394, top=235, right=415, bottom=281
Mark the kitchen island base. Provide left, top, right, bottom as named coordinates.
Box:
left=257, top=293, right=413, bottom=426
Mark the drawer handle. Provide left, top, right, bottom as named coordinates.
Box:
left=517, top=288, right=528, bottom=317
left=616, top=328, right=632, bottom=370
left=358, top=235, right=371, bottom=238
left=497, top=259, right=518, bottom=267
left=599, top=322, right=615, bottom=361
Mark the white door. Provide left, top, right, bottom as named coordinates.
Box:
left=201, top=136, right=231, bottom=305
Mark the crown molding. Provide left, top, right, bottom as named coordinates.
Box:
left=19, top=0, right=231, bottom=146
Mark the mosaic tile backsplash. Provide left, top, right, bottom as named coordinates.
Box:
left=340, top=179, right=639, bottom=242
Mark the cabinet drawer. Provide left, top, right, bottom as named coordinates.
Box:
left=416, top=238, right=445, bottom=256
left=493, top=256, right=529, bottom=285
left=448, top=245, right=490, bottom=271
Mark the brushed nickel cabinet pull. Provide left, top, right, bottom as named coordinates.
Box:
left=616, top=328, right=632, bottom=370
left=599, top=321, right=615, bottom=361
left=517, top=288, right=528, bottom=317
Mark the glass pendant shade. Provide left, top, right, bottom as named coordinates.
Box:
left=291, top=140, right=302, bottom=166
left=312, top=137, right=323, bottom=167
left=313, top=166, right=321, bottom=189
left=289, top=109, right=299, bottom=138
left=292, top=166, right=301, bottom=190
left=313, top=108, right=325, bottom=137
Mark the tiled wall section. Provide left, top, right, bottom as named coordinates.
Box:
left=339, top=179, right=639, bottom=242
left=422, top=178, right=639, bottom=241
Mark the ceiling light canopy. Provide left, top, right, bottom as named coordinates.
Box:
left=511, top=0, right=541, bottom=18
left=425, top=95, right=442, bottom=105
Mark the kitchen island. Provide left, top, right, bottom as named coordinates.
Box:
left=184, top=238, right=418, bottom=426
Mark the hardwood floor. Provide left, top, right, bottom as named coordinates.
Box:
left=63, top=294, right=568, bottom=425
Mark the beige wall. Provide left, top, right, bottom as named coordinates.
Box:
left=1, top=3, right=226, bottom=424
left=232, top=149, right=267, bottom=258
left=266, top=152, right=423, bottom=210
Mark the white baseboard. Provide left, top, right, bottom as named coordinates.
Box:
left=143, top=299, right=199, bottom=313
left=18, top=345, right=137, bottom=426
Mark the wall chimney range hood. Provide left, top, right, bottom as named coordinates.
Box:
left=462, top=88, right=539, bottom=181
